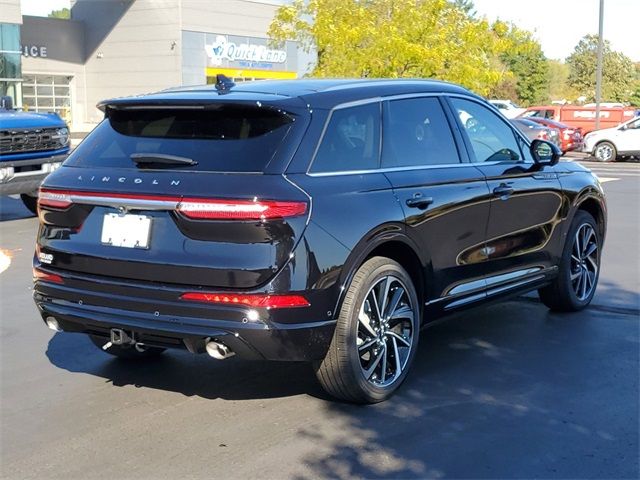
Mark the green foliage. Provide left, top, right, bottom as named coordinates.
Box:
left=546, top=60, right=577, bottom=102
left=491, top=21, right=549, bottom=105
left=48, top=8, right=70, bottom=19
left=269, top=0, right=549, bottom=97
left=566, top=34, right=634, bottom=103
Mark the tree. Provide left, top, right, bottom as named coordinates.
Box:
left=491, top=21, right=549, bottom=105
left=48, top=8, right=70, bottom=19
left=269, top=0, right=507, bottom=96
left=566, top=34, right=634, bottom=103
left=546, top=60, right=576, bottom=102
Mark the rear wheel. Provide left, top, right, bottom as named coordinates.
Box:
left=315, top=257, right=420, bottom=404
left=20, top=194, right=38, bottom=215
left=539, top=211, right=601, bottom=312
left=593, top=141, right=617, bottom=162
left=89, top=335, right=165, bottom=360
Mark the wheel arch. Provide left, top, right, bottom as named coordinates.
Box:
left=574, top=192, right=607, bottom=241
left=332, top=229, right=428, bottom=324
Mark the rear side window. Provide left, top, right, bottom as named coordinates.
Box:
left=382, top=97, right=460, bottom=167
left=310, top=103, right=380, bottom=173
left=64, top=105, right=294, bottom=172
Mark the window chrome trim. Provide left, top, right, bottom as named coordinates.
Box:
left=307, top=162, right=487, bottom=177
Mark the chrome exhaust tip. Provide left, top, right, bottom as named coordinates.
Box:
left=45, top=316, right=62, bottom=332
left=205, top=340, right=235, bottom=360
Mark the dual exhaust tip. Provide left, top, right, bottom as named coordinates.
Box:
left=205, top=339, right=235, bottom=360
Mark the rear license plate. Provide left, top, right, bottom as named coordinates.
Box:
left=101, top=213, right=152, bottom=249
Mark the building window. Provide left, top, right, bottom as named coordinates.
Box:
left=22, top=74, right=72, bottom=123
left=0, top=23, right=22, bottom=104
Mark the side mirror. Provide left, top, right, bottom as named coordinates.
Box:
left=530, top=139, right=561, bottom=166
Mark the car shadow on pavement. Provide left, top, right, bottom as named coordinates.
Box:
left=0, top=196, right=36, bottom=221
left=45, top=330, right=330, bottom=401
left=290, top=298, right=639, bottom=479
left=45, top=296, right=639, bottom=478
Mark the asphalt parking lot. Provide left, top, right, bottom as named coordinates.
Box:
left=1, top=159, right=638, bottom=479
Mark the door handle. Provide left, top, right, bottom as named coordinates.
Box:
left=405, top=195, right=434, bottom=210
left=492, top=184, right=514, bottom=197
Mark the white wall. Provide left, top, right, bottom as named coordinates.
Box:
left=72, top=0, right=181, bottom=124
left=0, top=0, right=22, bottom=24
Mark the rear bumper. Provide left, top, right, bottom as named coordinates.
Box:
left=33, top=276, right=336, bottom=362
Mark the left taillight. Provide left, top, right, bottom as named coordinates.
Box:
left=38, top=189, right=73, bottom=210
left=33, top=268, right=64, bottom=284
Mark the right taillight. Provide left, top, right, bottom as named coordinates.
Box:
left=176, top=198, right=307, bottom=220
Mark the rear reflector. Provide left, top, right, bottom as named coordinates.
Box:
left=38, top=189, right=307, bottom=220
left=180, top=292, right=310, bottom=309
left=33, top=268, right=64, bottom=284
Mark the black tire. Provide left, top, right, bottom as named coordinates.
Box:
left=539, top=210, right=601, bottom=312
left=20, top=193, right=38, bottom=215
left=89, top=335, right=165, bottom=360
left=315, top=256, right=420, bottom=404
left=593, top=141, right=617, bottom=162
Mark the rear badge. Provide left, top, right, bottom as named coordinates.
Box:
left=39, top=252, right=53, bottom=264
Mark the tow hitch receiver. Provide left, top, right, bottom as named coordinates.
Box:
left=102, top=328, right=136, bottom=351
left=111, top=328, right=135, bottom=345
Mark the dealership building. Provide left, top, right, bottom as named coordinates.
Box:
left=0, top=0, right=306, bottom=131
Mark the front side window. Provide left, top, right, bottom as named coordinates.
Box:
left=451, top=98, right=523, bottom=163
left=382, top=97, right=460, bottom=167
left=311, top=103, right=380, bottom=173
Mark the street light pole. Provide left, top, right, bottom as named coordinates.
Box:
left=595, top=0, right=604, bottom=130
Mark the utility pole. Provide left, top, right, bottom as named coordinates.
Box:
left=595, top=0, right=604, bottom=130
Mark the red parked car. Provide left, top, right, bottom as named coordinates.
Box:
left=526, top=117, right=584, bottom=154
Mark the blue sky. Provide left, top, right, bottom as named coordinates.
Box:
left=21, top=0, right=640, bottom=61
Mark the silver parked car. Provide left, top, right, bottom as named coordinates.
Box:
left=511, top=118, right=561, bottom=148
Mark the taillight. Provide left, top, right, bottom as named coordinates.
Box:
left=37, top=189, right=307, bottom=220
left=538, top=131, right=549, bottom=140
left=38, top=189, right=73, bottom=209
left=177, top=199, right=307, bottom=220
left=180, top=292, right=310, bottom=309
left=33, top=268, right=64, bottom=284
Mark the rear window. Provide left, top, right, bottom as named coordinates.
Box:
left=64, top=105, right=294, bottom=172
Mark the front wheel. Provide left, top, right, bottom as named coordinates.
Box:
left=539, top=211, right=601, bottom=312
left=315, top=257, right=420, bottom=404
left=593, top=141, right=617, bottom=162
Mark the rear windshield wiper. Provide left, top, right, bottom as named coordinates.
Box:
left=130, top=153, right=198, bottom=167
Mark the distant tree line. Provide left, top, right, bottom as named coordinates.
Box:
left=269, top=0, right=639, bottom=106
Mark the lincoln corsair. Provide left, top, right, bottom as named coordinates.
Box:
left=33, top=79, right=607, bottom=403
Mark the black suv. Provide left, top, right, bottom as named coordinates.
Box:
left=34, top=79, right=606, bottom=403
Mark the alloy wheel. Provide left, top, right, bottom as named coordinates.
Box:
left=357, top=276, right=415, bottom=388
left=570, top=223, right=599, bottom=301
left=594, top=144, right=614, bottom=162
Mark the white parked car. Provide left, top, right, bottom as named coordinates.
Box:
left=583, top=116, right=640, bottom=162
left=489, top=100, right=526, bottom=119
